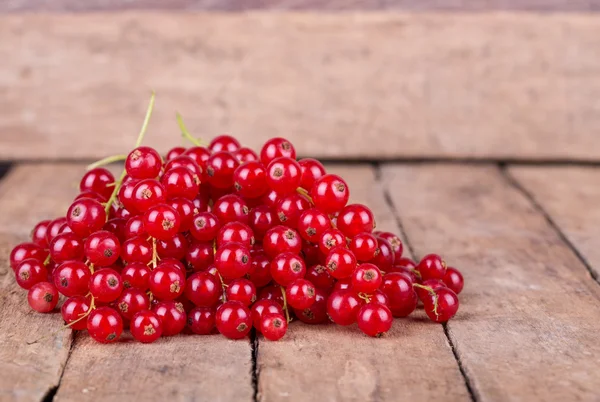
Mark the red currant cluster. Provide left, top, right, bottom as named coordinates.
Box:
left=9, top=118, right=463, bottom=343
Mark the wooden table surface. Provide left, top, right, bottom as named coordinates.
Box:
left=2, top=2, right=600, bottom=402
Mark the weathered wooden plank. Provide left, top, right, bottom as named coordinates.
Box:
left=2, top=13, right=600, bottom=161
left=0, top=164, right=84, bottom=402
left=508, top=166, right=600, bottom=280
left=2, top=0, right=599, bottom=12
left=381, top=164, right=600, bottom=401
left=256, top=165, right=470, bottom=402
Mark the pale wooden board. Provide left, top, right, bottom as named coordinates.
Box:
left=381, top=164, right=600, bottom=401
left=256, top=165, right=470, bottom=402
left=2, top=13, right=600, bottom=160
left=0, top=164, right=84, bottom=402
left=508, top=166, right=600, bottom=280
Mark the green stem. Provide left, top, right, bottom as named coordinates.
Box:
left=280, top=286, right=291, bottom=323
left=86, top=154, right=127, bottom=171
left=176, top=112, right=202, bottom=146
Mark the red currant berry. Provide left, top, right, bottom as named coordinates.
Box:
left=117, top=179, right=139, bottom=213
left=27, top=282, right=58, bottom=313
left=45, top=217, right=68, bottom=245
left=351, top=263, right=382, bottom=294
left=357, top=303, right=393, bottom=337
left=216, top=301, right=252, bottom=339
left=233, top=147, right=258, bottom=163
left=121, top=262, right=151, bottom=290
left=302, top=242, right=322, bottom=267
left=125, top=146, right=163, bottom=179
left=185, top=241, right=214, bottom=272
left=251, top=299, right=283, bottom=330
left=121, top=236, right=152, bottom=264
left=161, top=166, right=199, bottom=200
left=271, top=252, right=306, bottom=286
left=104, top=217, right=127, bottom=244
left=297, top=208, right=331, bottom=243
left=210, top=134, right=240, bottom=153
left=261, top=189, right=280, bottom=208
left=152, top=301, right=186, bottom=336
left=156, top=233, right=188, bottom=260
left=206, top=151, right=238, bottom=189
left=217, top=221, right=255, bottom=249
left=115, top=287, right=149, bottom=320
left=381, top=272, right=417, bottom=317
left=372, top=289, right=390, bottom=307
left=89, top=268, right=123, bottom=303
left=131, top=179, right=167, bottom=213
left=16, top=259, right=48, bottom=290
left=417, top=254, right=447, bottom=281
left=337, top=204, right=375, bottom=238
left=423, top=287, right=459, bottom=323
left=67, top=198, right=107, bottom=238
left=124, top=216, right=145, bottom=238
left=332, top=277, right=352, bottom=292
left=294, top=287, right=328, bottom=324
left=213, top=194, right=249, bottom=224
left=415, top=279, right=446, bottom=301
left=318, top=228, right=346, bottom=256
left=325, top=246, right=357, bottom=279
left=266, top=157, right=301, bottom=195
left=80, top=168, right=115, bottom=200
left=190, top=212, right=221, bottom=242
left=143, top=204, right=181, bottom=240
left=167, top=197, right=194, bottom=232
left=188, top=306, right=216, bottom=335
left=286, top=279, right=316, bottom=309
left=61, top=296, right=90, bottom=330
left=166, top=146, right=186, bottom=161
left=257, top=284, right=285, bottom=307
left=377, top=232, right=403, bottom=261
left=87, top=307, right=123, bottom=343
left=248, top=206, right=274, bottom=240
left=226, top=278, right=256, bottom=306
left=185, top=272, right=221, bottom=307
left=53, top=261, right=91, bottom=297
left=10, top=242, right=48, bottom=271
left=149, top=264, right=186, bottom=301
left=349, top=233, right=378, bottom=261
left=84, top=230, right=120, bottom=267
left=260, top=137, right=296, bottom=165
left=395, top=257, right=417, bottom=270
left=260, top=313, right=287, bottom=341
left=326, top=290, right=362, bottom=326
left=263, top=226, right=302, bottom=259
left=369, top=237, right=395, bottom=272
left=247, top=253, right=273, bottom=288
left=275, top=193, right=310, bottom=228
left=166, top=155, right=203, bottom=181
left=130, top=310, right=162, bottom=343
left=183, top=147, right=211, bottom=169
left=305, top=264, right=334, bottom=290
left=233, top=161, right=268, bottom=199
left=298, top=158, right=325, bottom=190
left=49, top=232, right=84, bottom=264
left=214, top=242, right=252, bottom=280
left=31, top=220, right=51, bottom=248
left=443, top=267, right=464, bottom=294
left=310, top=174, right=349, bottom=214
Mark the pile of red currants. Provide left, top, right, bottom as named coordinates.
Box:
left=8, top=104, right=463, bottom=343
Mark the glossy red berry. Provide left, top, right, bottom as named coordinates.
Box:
left=357, top=303, right=393, bottom=337
left=310, top=174, right=349, bottom=214
left=325, top=246, right=357, bottom=279
left=53, top=261, right=91, bottom=297
left=351, top=263, right=382, bottom=294
left=67, top=198, right=107, bottom=238
left=143, top=204, right=181, bottom=240
left=286, top=279, right=316, bottom=309
left=337, top=204, right=375, bottom=238
left=214, top=242, right=252, bottom=280
left=423, top=287, right=459, bottom=323
left=185, top=272, right=221, bottom=307
left=257, top=284, right=285, bottom=307
left=349, top=233, right=378, bottom=261
left=124, top=216, right=145, bottom=238
left=183, top=147, right=211, bottom=170
left=226, top=278, right=257, bottom=306
left=233, top=147, right=259, bottom=163
left=104, top=218, right=127, bottom=244
left=213, top=194, right=249, bottom=224
left=271, top=252, right=306, bottom=286
left=115, top=288, right=150, bottom=320
left=275, top=193, right=310, bottom=228
left=395, top=257, right=417, bottom=270
left=318, top=228, right=346, bottom=256
left=131, top=179, right=167, bottom=213
left=166, top=146, right=186, bottom=161
left=210, top=135, right=240, bottom=153
left=305, top=264, right=334, bottom=290
left=215, top=301, right=252, bottom=339
left=260, top=137, right=296, bottom=165
left=217, top=221, right=255, bottom=249
left=260, top=313, right=288, bottom=341
left=332, top=277, right=352, bottom=292
left=157, top=233, right=188, bottom=260
left=125, top=146, right=163, bottom=179
left=326, top=290, right=362, bottom=326
left=121, top=236, right=152, bottom=264
left=377, top=232, right=403, bottom=261
left=443, top=267, right=464, bottom=294
left=168, top=197, right=195, bottom=232
left=233, top=161, right=269, bottom=199
left=161, top=166, right=200, bottom=200
left=10, top=242, right=48, bottom=271
left=248, top=205, right=274, bottom=240
left=251, top=299, right=284, bottom=331
left=31, top=220, right=51, bottom=248
left=381, top=272, right=417, bottom=317
left=263, top=226, right=302, bottom=259
left=152, top=301, right=186, bottom=336
left=84, top=230, right=120, bottom=267
left=80, top=168, right=115, bottom=200
left=297, top=208, right=331, bottom=243
left=89, top=268, right=123, bottom=303
left=27, top=282, right=59, bottom=313
left=266, top=157, right=301, bottom=195
left=185, top=241, right=214, bottom=272
left=261, top=189, right=280, bottom=208
left=121, top=262, right=151, bottom=290
left=87, top=307, right=123, bottom=343
left=206, top=151, right=238, bottom=189
left=190, top=212, right=221, bottom=242
left=45, top=217, right=68, bottom=245
left=369, top=237, right=395, bottom=272
left=417, top=254, right=447, bottom=281
left=15, top=259, right=48, bottom=290
left=247, top=252, right=272, bottom=288
left=298, top=158, right=326, bottom=190
left=61, top=296, right=91, bottom=330
left=415, top=279, right=446, bottom=301
left=49, top=232, right=84, bottom=263
left=130, top=310, right=163, bottom=343
left=149, top=264, right=186, bottom=301
left=294, top=287, right=328, bottom=324
left=188, top=306, right=216, bottom=335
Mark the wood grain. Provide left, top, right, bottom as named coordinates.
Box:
left=2, top=13, right=600, bottom=161
left=0, top=164, right=85, bottom=402
left=508, top=166, right=600, bottom=280
left=2, top=0, right=599, bottom=12
left=381, top=164, right=600, bottom=401
left=256, top=165, right=470, bottom=402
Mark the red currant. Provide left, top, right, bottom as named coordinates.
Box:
left=61, top=296, right=90, bottom=330
left=53, top=261, right=91, bottom=297
left=190, top=211, right=221, bottom=242
left=226, top=278, right=256, bottom=306
left=260, top=137, right=296, bottom=165
left=166, top=146, right=186, bottom=161
left=214, top=242, right=252, bottom=280
left=45, top=217, right=68, bottom=245
left=131, top=179, right=167, bottom=213
left=16, top=259, right=48, bottom=290
left=157, top=233, right=188, bottom=260
left=217, top=221, right=255, bottom=249
left=415, top=279, right=446, bottom=301
left=124, top=216, right=145, bottom=238
left=417, top=254, right=447, bottom=281
left=168, top=197, right=195, bottom=232
left=87, top=307, right=123, bottom=343
left=152, top=301, right=186, bottom=336
left=251, top=299, right=284, bottom=330
left=260, top=313, right=288, bottom=341
left=233, top=161, right=268, bottom=199
left=149, top=264, right=186, bottom=301
left=298, top=158, right=325, bottom=190
left=326, top=290, right=362, bottom=326
left=357, top=303, right=393, bottom=337
left=27, top=282, right=58, bottom=313
left=130, top=310, right=162, bottom=343
left=351, top=263, right=382, bottom=294
left=84, top=230, right=120, bottom=267
left=206, top=151, right=238, bottom=189
left=318, top=228, right=346, bottom=256
left=143, top=204, right=181, bottom=240
left=249, top=205, right=274, bottom=240
left=336, top=204, right=375, bottom=238
left=161, top=166, right=200, bottom=200
left=67, top=198, right=107, bottom=238
left=185, top=241, right=214, bottom=272
left=80, top=168, right=115, bottom=200
left=49, top=232, right=84, bottom=263
left=209, top=135, right=240, bottom=153
left=247, top=252, right=272, bottom=288
left=275, top=193, right=310, bottom=228
left=286, top=278, right=316, bottom=309
left=233, top=147, right=259, bottom=163
left=116, top=288, right=150, bottom=320
left=310, top=174, right=349, bottom=214
left=266, top=157, right=301, bottom=195
left=125, top=146, right=163, bottom=179
left=188, top=306, right=216, bottom=335
left=215, top=301, right=252, bottom=339
left=297, top=208, right=331, bottom=243
left=294, top=287, right=328, bottom=324
left=325, top=246, right=357, bottom=279
left=369, top=237, right=395, bottom=272
left=121, top=262, right=151, bottom=290
left=257, top=284, right=285, bottom=307
left=305, top=264, right=334, bottom=290
left=376, top=232, right=403, bottom=261
left=443, top=267, right=464, bottom=294
left=349, top=233, right=378, bottom=261
left=89, top=268, right=123, bottom=303
left=121, top=236, right=152, bottom=264
left=271, top=252, right=306, bottom=286
left=423, top=287, right=459, bottom=323
left=263, top=226, right=302, bottom=259
left=213, top=194, right=249, bottom=224
left=31, top=220, right=51, bottom=248
left=381, top=272, right=417, bottom=317
left=185, top=272, right=221, bottom=307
